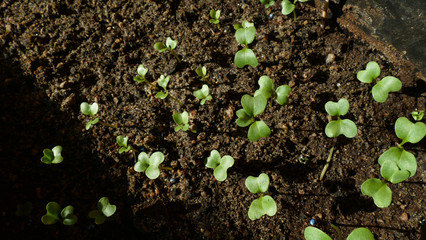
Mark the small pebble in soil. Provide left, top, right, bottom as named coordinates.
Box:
left=170, top=178, right=176, bottom=183
left=309, top=219, right=316, bottom=225
left=140, top=147, right=145, bottom=151
left=326, top=53, right=336, bottom=64
left=269, top=13, right=274, bottom=19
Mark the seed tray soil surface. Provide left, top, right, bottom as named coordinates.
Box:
left=1, top=0, right=425, bottom=239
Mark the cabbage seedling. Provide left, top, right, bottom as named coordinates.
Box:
left=155, top=75, right=183, bottom=106
left=254, top=75, right=291, bottom=105
left=411, top=110, right=424, bottom=121
left=281, top=0, right=309, bottom=21
left=41, top=202, right=77, bottom=225
left=195, top=66, right=211, bottom=84
left=357, top=61, right=402, bottom=103
left=154, top=37, right=181, bottom=63
left=260, top=0, right=275, bottom=8
left=116, top=135, right=131, bottom=154
left=234, top=20, right=258, bottom=68
left=41, top=145, right=63, bottom=164
left=304, top=226, right=374, bottom=240
left=361, top=178, right=392, bottom=208
left=205, top=150, right=234, bottom=181
left=173, top=111, right=196, bottom=133
left=80, top=102, right=117, bottom=129
left=236, top=94, right=271, bottom=141
left=245, top=173, right=277, bottom=220
left=193, top=84, right=212, bottom=105
left=88, top=197, right=116, bottom=225
left=209, top=9, right=220, bottom=29
left=134, top=152, right=165, bottom=179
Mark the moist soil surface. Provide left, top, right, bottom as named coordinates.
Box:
left=1, top=1, right=425, bottom=239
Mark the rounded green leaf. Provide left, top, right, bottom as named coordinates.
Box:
left=380, top=160, right=410, bottom=184
left=248, top=121, right=271, bottom=141
left=173, top=111, right=189, bottom=125
left=281, top=0, right=295, bottom=15
left=80, top=102, right=98, bottom=116
left=41, top=202, right=61, bottom=225
left=304, top=226, right=332, bottom=240
left=145, top=166, right=161, bottom=179
left=245, top=173, right=270, bottom=193
left=325, top=99, right=349, bottom=117
left=135, top=152, right=149, bottom=172
left=378, top=147, right=417, bottom=177
left=98, top=197, right=116, bottom=217
left=241, top=94, right=267, bottom=117
left=234, top=48, right=258, bottom=68
left=236, top=26, right=256, bottom=45
left=193, top=84, right=209, bottom=99
left=254, top=76, right=274, bottom=99
left=357, top=61, right=380, bottom=83
left=275, top=85, right=291, bottom=105
left=248, top=196, right=277, bottom=220
left=41, top=215, right=59, bottom=225
left=236, top=109, right=253, bottom=127
left=325, top=119, right=357, bottom=138
left=154, top=42, right=167, bottom=52
left=149, top=152, right=165, bottom=167
left=41, top=149, right=54, bottom=164
left=137, top=64, right=148, bottom=76
left=206, top=150, right=221, bottom=169
left=116, top=135, right=128, bottom=147
left=51, top=145, right=63, bottom=164
left=61, top=205, right=77, bottom=225
left=213, top=155, right=235, bottom=182
left=166, top=37, right=177, bottom=50
left=395, top=117, right=426, bottom=144
left=347, top=228, right=374, bottom=240
left=372, top=76, right=402, bottom=102
left=361, top=178, right=392, bottom=208
left=196, top=66, right=207, bottom=77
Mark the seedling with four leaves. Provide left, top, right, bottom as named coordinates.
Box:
left=41, top=202, right=77, bottom=225
left=281, top=0, right=309, bottom=21
left=154, top=37, right=181, bottom=63
left=41, top=145, right=63, bottom=164
left=209, top=9, right=220, bottom=29
left=245, top=173, right=277, bottom=220
left=173, top=111, right=196, bottom=133
left=304, top=226, right=374, bottom=240
left=134, top=151, right=167, bottom=179
left=88, top=197, right=116, bottom=225
left=357, top=61, right=402, bottom=103
left=117, top=135, right=132, bottom=154
left=254, top=75, right=291, bottom=106
left=193, top=84, right=212, bottom=105
left=236, top=94, right=271, bottom=141
left=234, top=20, right=258, bottom=68
left=205, top=150, right=235, bottom=181
left=361, top=117, right=426, bottom=208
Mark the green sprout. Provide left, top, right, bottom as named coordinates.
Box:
left=260, top=0, right=275, bottom=8
left=196, top=66, right=211, bottom=84
left=88, top=197, right=116, bottom=225
left=320, top=99, right=357, bottom=180
left=254, top=75, right=291, bottom=106
left=234, top=20, right=258, bottom=68
left=41, top=145, right=63, bottom=164
left=133, top=64, right=149, bottom=83
left=209, top=9, right=220, bottom=29
left=361, top=117, right=426, bottom=208
left=154, top=37, right=181, bottom=63
left=80, top=102, right=117, bottom=129
left=134, top=152, right=167, bottom=179
left=245, top=173, right=277, bottom=220
left=357, top=61, right=402, bottom=103
left=304, top=226, right=374, bottom=240
left=41, top=202, right=78, bottom=225
left=236, top=94, right=271, bottom=141
left=193, top=84, right=212, bottom=105
left=281, top=0, right=309, bottom=21
left=411, top=110, right=424, bottom=121
left=205, top=150, right=235, bottom=181
left=116, top=135, right=131, bottom=154
left=155, top=75, right=183, bottom=106
left=173, top=111, right=196, bottom=133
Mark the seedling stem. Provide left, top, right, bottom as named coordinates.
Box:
left=320, top=142, right=335, bottom=181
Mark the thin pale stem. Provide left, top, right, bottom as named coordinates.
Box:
left=159, top=166, right=173, bottom=171
left=293, top=10, right=297, bottom=22
left=319, top=143, right=335, bottom=181
left=98, top=120, right=118, bottom=128
left=170, top=50, right=181, bottom=63
left=169, top=93, right=184, bottom=106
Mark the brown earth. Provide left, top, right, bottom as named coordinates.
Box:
left=1, top=0, right=425, bottom=239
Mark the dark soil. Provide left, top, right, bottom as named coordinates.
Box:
left=1, top=0, right=425, bottom=239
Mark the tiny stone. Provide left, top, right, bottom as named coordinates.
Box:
left=269, top=13, right=274, bottom=19
left=326, top=53, right=335, bottom=64
left=309, top=219, right=316, bottom=225
left=400, top=212, right=409, bottom=221
left=170, top=178, right=176, bottom=183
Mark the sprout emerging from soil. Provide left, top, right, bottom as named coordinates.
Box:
left=205, top=150, right=235, bottom=181
left=357, top=61, right=402, bottom=103
left=173, top=111, right=196, bottom=133
left=260, top=0, right=275, bottom=8
left=41, top=145, right=63, bottom=164
left=80, top=102, right=117, bottom=129
left=281, top=0, right=309, bottom=21
left=154, top=37, right=181, bottom=63
left=88, top=197, right=116, bottom=225
left=254, top=75, right=291, bottom=106
left=304, top=226, right=374, bottom=240
left=134, top=152, right=165, bottom=179
left=209, top=9, right=220, bottom=29
left=196, top=66, right=211, bottom=84
left=133, top=64, right=148, bottom=83
left=245, top=173, right=277, bottom=220
left=234, top=20, right=258, bottom=68
left=155, top=75, right=183, bottom=106
left=236, top=94, right=271, bottom=141
left=193, top=84, right=212, bottom=105
left=411, top=110, right=424, bottom=121
left=41, top=202, right=77, bottom=225
left=116, top=135, right=131, bottom=154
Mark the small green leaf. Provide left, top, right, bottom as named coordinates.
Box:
left=411, top=110, right=424, bottom=121
left=380, top=160, right=410, bottom=184
left=357, top=61, right=380, bottom=83
left=41, top=146, right=63, bottom=164
left=155, top=91, right=168, bottom=99
left=88, top=210, right=106, bottom=225
left=206, top=150, right=221, bottom=169
left=61, top=205, right=78, bottom=225
left=395, top=117, right=426, bottom=145
left=254, top=76, right=274, bottom=99
left=325, top=99, right=349, bottom=117
left=166, top=37, right=177, bottom=50
left=154, top=42, right=167, bottom=52
left=248, top=195, right=277, bottom=220
left=260, top=0, right=276, bottom=8
left=212, top=155, right=234, bottom=181
left=371, top=76, right=402, bottom=102
left=304, top=226, right=332, bottom=240
left=248, top=121, right=271, bottom=141
left=236, top=24, right=256, bottom=45
left=134, top=152, right=150, bottom=172
left=236, top=109, right=253, bottom=127
left=325, top=119, right=357, bottom=138
left=80, top=102, right=98, bottom=117
left=116, top=135, right=128, bottom=148
left=196, top=66, right=207, bottom=78
left=245, top=173, right=270, bottom=193
left=173, top=111, right=189, bottom=125
left=346, top=228, right=374, bottom=240
left=281, top=0, right=295, bottom=15
left=361, top=178, right=392, bottom=208
left=275, top=85, right=291, bottom=105
left=193, top=84, right=211, bottom=104
left=210, top=9, right=220, bottom=19
left=137, top=64, right=148, bottom=77
left=135, top=152, right=164, bottom=179
left=41, top=202, right=61, bottom=225
left=235, top=48, right=258, bottom=68
left=378, top=147, right=416, bottom=177
left=241, top=94, right=267, bottom=117
left=98, top=197, right=116, bottom=218
left=157, top=75, right=169, bottom=89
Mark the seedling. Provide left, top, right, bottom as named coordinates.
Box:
left=193, top=84, right=212, bottom=105
left=205, top=150, right=235, bottom=181
left=133, top=64, right=148, bottom=83
left=41, top=202, right=78, bottom=225
left=195, top=66, right=211, bottom=84
left=134, top=152, right=167, bottom=179
left=411, top=110, right=424, bottom=121
left=361, top=178, right=392, bottom=208
left=245, top=173, right=277, bottom=220
left=234, top=20, right=258, bottom=68
left=254, top=75, right=291, bottom=106
left=209, top=9, right=220, bottom=29
left=80, top=102, right=117, bottom=129
left=154, top=37, right=181, bottom=63
left=260, top=0, right=275, bottom=8
left=281, top=0, right=309, bottom=21
left=357, top=61, right=402, bottom=103
left=116, top=135, right=131, bottom=154
left=173, top=111, right=196, bottom=133
left=236, top=94, right=271, bottom=141
left=88, top=197, right=116, bottom=225
left=304, top=226, right=374, bottom=240
left=155, top=75, right=183, bottom=106
left=41, top=145, right=63, bottom=164
left=320, top=99, right=357, bottom=180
